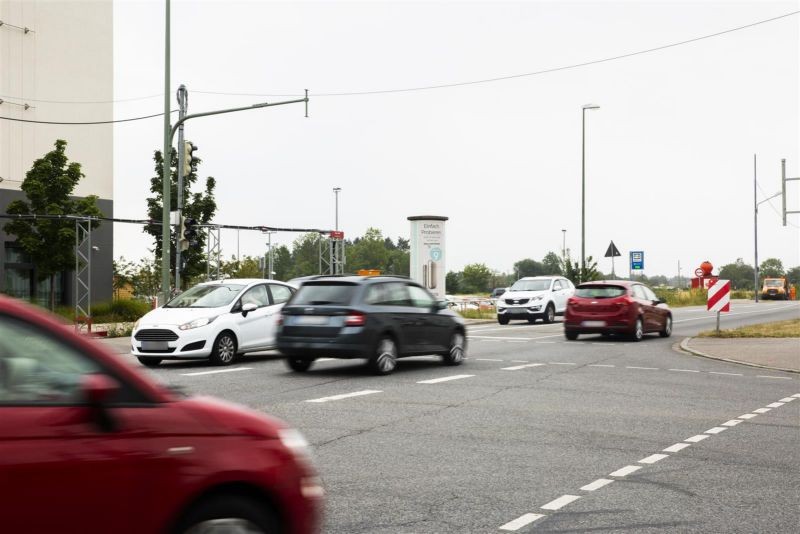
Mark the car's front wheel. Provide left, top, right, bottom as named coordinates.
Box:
left=369, top=336, right=398, bottom=375
left=209, top=332, right=237, bottom=365
left=176, top=495, right=278, bottom=534
left=442, top=331, right=466, bottom=365
left=137, top=357, right=162, bottom=368
left=497, top=316, right=509, bottom=325
left=565, top=330, right=578, bottom=340
left=286, top=357, right=314, bottom=372
left=543, top=303, right=555, bottom=324
left=630, top=318, right=643, bottom=342
left=659, top=315, right=673, bottom=338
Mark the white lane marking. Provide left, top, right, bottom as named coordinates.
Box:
left=753, top=408, right=771, bottom=413
left=541, top=495, right=581, bottom=511
left=609, top=465, right=642, bottom=477
left=316, top=358, right=336, bottom=362
left=589, top=364, right=615, bottom=367
left=502, top=363, right=546, bottom=371
left=468, top=333, right=564, bottom=341
left=511, top=360, right=528, bottom=363
left=767, top=402, right=785, bottom=408
left=536, top=341, right=557, bottom=344
left=639, top=453, right=669, bottom=464
left=739, top=413, right=758, bottom=419
left=475, top=358, right=504, bottom=361
left=705, top=427, right=727, bottom=434
left=305, top=390, right=382, bottom=403
left=182, top=367, right=253, bottom=377
left=663, top=443, right=691, bottom=453
left=669, top=369, right=700, bottom=373
left=722, top=420, right=743, bottom=427
left=685, top=434, right=710, bottom=443
left=779, top=397, right=796, bottom=402
left=757, top=375, right=792, bottom=380
left=580, top=478, right=614, bottom=492
left=549, top=362, right=576, bottom=365
left=626, top=366, right=659, bottom=370
left=499, top=513, right=546, bottom=531
left=709, top=372, right=744, bottom=376
left=417, top=375, right=474, bottom=384
left=506, top=340, right=528, bottom=343
left=792, top=393, right=800, bottom=398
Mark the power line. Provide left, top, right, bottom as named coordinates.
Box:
left=0, top=93, right=162, bottom=105
left=194, top=10, right=799, bottom=98
left=0, top=110, right=177, bottom=125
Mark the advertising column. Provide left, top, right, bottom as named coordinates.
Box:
left=408, top=215, right=448, bottom=298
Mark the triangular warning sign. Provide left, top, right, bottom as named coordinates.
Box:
left=605, top=241, right=621, bottom=257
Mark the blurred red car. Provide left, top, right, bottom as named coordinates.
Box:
left=0, top=296, right=322, bottom=534
left=564, top=281, right=672, bottom=341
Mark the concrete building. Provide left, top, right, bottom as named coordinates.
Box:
left=0, top=0, right=113, bottom=307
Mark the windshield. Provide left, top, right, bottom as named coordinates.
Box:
left=575, top=285, right=627, bottom=298
left=165, top=284, right=246, bottom=308
left=765, top=280, right=784, bottom=287
left=510, top=279, right=551, bottom=292
left=291, top=282, right=357, bottom=305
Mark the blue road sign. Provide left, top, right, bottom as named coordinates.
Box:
left=630, top=251, right=644, bottom=270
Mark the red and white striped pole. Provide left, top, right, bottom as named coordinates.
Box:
left=707, top=279, right=731, bottom=334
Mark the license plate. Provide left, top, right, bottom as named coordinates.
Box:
left=581, top=320, right=606, bottom=327
left=142, top=341, right=168, bottom=351
left=295, top=316, right=329, bottom=326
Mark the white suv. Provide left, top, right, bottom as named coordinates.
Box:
left=131, top=278, right=295, bottom=366
left=496, top=276, right=575, bottom=324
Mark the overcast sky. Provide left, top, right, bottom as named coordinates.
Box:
left=112, top=0, right=799, bottom=279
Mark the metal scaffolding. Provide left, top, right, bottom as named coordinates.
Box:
left=74, top=219, right=92, bottom=324
left=205, top=225, right=222, bottom=281
left=319, top=236, right=345, bottom=275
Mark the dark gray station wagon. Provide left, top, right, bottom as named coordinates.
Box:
left=277, top=276, right=467, bottom=375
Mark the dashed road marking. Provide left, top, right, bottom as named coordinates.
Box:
left=499, top=513, right=546, bottom=531
left=626, top=366, right=659, bottom=370
left=475, top=358, right=504, bottom=361
left=705, top=427, right=727, bottom=434
left=792, top=393, right=800, bottom=398
left=669, top=368, right=700, bottom=373
left=639, top=453, right=669, bottom=464
left=753, top=408, right=772, bottom=414
left=541, top=495, right=581, bottom=511
left=580, top=478, right=614, bottom=492
left=685, top=434, right=710, bottom=443
left=779, top=397, right=796, bottom=402
left=766, top=402, right=785, bottom=408
left=722, top=420, right=743, bottom=427
left=417, top=375, right=474, bottom=384
left=306, top=390, right=382, bottom=403
left=182, top=367, right=253, bottom=377
left=758, top=375, right=792, bottom=380
left=589, top=364, right=615, bottom=367
left=502, top=363, right=546, bottom=371
left=549, top=362, right=576, bottom=365
left=739, top=414, right=758, bottom=419
left=663, top=443, right=691, bottom=453
left=609, top=465, right=642, bottom=477
left=710, top=371, right=744, bottom=376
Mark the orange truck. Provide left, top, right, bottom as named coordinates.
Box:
left=760, top=277, right=789, bottom=300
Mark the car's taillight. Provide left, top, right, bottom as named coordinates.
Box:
left=345, top=312, right=366, bottom=326
left=277, top=314, right=284, bottom=326
left=617, top=297, right=633, bottom=309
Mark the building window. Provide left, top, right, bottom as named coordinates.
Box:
left=3, top=243, right=65, bottom=305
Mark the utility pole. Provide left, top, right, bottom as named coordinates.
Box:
left=174, top=84, right=187, bottom=292
left=160, top=0, right=171, bottom=305
left=754, top=154, right=758, bottom=301
left=333, top=187, right=341, bottom=230
left=783, top=158, right=800, bottom=225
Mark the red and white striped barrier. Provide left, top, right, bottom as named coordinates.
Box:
left=707, top=279, right=731, bottom=312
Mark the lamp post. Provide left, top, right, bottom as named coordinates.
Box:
left=754, top=187, right=782, bottom=303
left=561, top=229, right=566, bottom=260
left=333, top=187, right=341, bottom=230
left=581, top=103, right=600, bottom=282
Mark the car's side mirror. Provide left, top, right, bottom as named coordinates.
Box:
left=242, top=302, right=258, bottom=316
left=434, top=300, right=448, bottom=311
left=81, top=373, right=120, bottom=432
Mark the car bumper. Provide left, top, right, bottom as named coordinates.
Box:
left=131, top=326, right=213, bottom=358
left=497, top=304, right=546, bottom=317
left=277, top=328, right=373, bottom=359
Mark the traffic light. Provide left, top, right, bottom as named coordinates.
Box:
left=178, top=215, right=189, bottom=251
left=182, top=141, right=199, bottom=176
left=183, top=217, right=199, bottom=248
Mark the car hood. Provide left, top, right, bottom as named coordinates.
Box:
left=138, top=306, right=229, bottom=327
left=501, top=290, right=548, bottom=300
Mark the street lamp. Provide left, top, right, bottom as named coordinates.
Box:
left=561, top=229, right=567, bottom=260
left=333, top=187, right=342, bottom=231
left=581, top=103, right=600, bottom=282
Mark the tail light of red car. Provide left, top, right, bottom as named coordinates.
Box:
left=345, top=311, right=366, bottom=326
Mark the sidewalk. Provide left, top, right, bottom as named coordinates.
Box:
left=680, top=337, right=799, bottom=374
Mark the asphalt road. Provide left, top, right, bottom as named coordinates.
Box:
left=105, top=300, right=799, bottom=533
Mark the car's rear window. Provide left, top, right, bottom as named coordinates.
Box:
left=765, top=280, right=784, bottom=287
left=575, top=285, right=627, bottom=298
left=291, top=282, right=357, bottom=305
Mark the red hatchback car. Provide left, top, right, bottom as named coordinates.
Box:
left=0, top=296, right=322, bottom=534
left=564, top=281, right=672, bottom=341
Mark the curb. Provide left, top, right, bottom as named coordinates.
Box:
left=678, top=337, right=798, bottom=374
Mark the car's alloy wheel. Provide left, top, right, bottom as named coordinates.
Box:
left=178, top=495, right=277, bottom=534
left=443, top=331, right=465, bottom=365
left=210, top=333, right=237, bottom=365
left=186, top=518, right=265, bottom=534
left=370, top=337, right=397, bottom=375
left=659, top=315, right=672, bottom=338
left=631, top=318, right=643, bottom=342
left=543, top=303, right=555, bottom=324
left=286, top=357, right=314, bottom=372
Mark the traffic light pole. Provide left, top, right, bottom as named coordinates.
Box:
left=174, top=84, right=188, bottom=292
left=159, top=93, right=309, bottom=304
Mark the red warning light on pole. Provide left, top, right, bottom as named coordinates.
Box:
left=330, top=231, right=344, bottom=240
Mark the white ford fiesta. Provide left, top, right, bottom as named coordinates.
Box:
left=131, top=279, right=296, bottom=366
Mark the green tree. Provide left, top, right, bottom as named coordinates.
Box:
left=446, top=271, right=463, bottom=294
left=513, top=258, right=545, bottom=278
left=220, top=255, right=262, bottom=279
left=759, top=258, right=784, bottom=279
left=272, top=245, right=293, bottom=281
left=129, top=256, right=161, bottom=300
left=542, top=251, right=563, bottom=275
left=461, top=263, right=492, bottom=293
left=718, top=258, right=755, bottom=290
left=785, top=265, right=800, bottom=287
left=4, top=140, right=103, bottom=309
left=347, top=227, right=390, bottom=272
left=144, top=148, right=217, bottom=288
left=561, top=252, right=600, bottom=284
left=113, top=257, right=136, bottom=299
left=289, top=233, right=323, bottom=278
